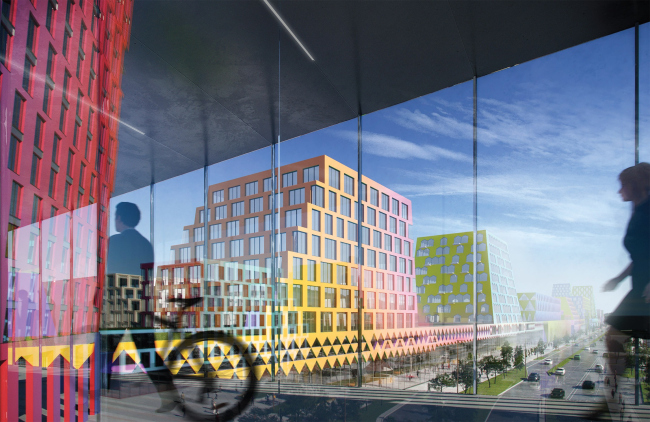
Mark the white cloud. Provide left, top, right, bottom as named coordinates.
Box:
left=335, top=130, right=471, bottom=163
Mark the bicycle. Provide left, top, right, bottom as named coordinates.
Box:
left=154, top=296, right=258, bottom=421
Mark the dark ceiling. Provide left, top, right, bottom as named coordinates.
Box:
left=113, top=0, right=649, bottom=196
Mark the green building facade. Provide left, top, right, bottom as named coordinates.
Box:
left=415, top=230, right=523, bottom=325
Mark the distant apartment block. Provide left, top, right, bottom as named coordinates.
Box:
left=415, top=230, right=522, bottom=325
left=517, top=292, right=562, bottom=322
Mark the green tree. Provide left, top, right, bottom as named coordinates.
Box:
left=479, top=355, right=500, bottom=387
left=429, top=373, right=455, bottom=392
left=536, top=339, right=545, bottom=356
left=452, top=360, right=474, bottom=394
left=514, top=345, right=524, bottom=367
left=501, top=341, right=514, bottom=373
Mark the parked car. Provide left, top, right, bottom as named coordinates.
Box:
left=550, top=388, right=565, bottom=399
left=528, top=373, right=541, bottom=382
left=555, top=368, right=566, bottom=376
left=595, top=364, right=604, bottom=373
left=582, top=380, right=596, bottom=389
left=574, top=354, right=581, bottom=360
left=543, top=358, right=553, bottom=365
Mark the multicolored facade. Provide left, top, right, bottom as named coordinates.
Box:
left=415, top=230, right=523, bottom=326
left=109, top=156, right=495, bottom=380
left=0, top=0, right=132, bottom=419
left=517, top=292, right=562, bottom=322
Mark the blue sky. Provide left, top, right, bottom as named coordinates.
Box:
left=113, top=24, right=649, bottom=314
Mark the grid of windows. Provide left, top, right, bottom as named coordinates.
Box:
left=249, top=197, right=263, bottom=213
left=213, top=189, right=224, bottom=203
left=232, top=201, right=244, bottom=217
left=285, top=209, right=302, bottom=227
left=289, top=188, right=304, bottom=205
left=245, top=217, right=258, bottom=234
left=283, top=171, right=297, bottom=187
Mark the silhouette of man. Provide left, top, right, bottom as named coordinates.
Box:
left=104, top=202, right=178, bottom=412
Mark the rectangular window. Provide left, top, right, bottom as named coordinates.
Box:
left=384, top=234, right=392, bottom=251
left=337, top=312, right=347, bottom=331
left=336, top=265, right=347, bottom=285
left=367, top=291, right=375, bottom=308
left=364, top=313, right=373, bottom=330
left=263, top=177, right=273, bottom=192
left=392, top=198, right=400, bottom=216
left=329, top=167, right=340, bottom=189
left=324, top=288, right=336, bottom=309
left=282, top=170, right=297, bottom=187
left=376, top=313, right=384, bottom=329
left=230, top=239, right=244, bottom=257
left=289, top=187, right=305, bottom=205
left=343, top=174, right=354, bottom=195
left=347, top=222, right=357, bottom=242
left=367, top=250, right=376, bottom=268
left=30, top=194, right=41, bottom=223
left=271, top=232, right=286, bottom=251
left=292, top=231, right=307, bottom=254
left=311, top=209, right=320, bottom=231
left=226, top=220, right=239, bottom=237
left=378, top=293, right=386, bottom=309
left=376, top=272, right=384, bottom=290
left=340, top=242, right=351, bottom=263
left=30, top=154, right=40, bottom=186
left=303, top=165, right=319, bottom=183
left=48, top=168, right=57, bottom=198
left=12, top=92, right=24, bottom=133
left=328, top=191, right=336, bottom=212
left=8, top=135, right=20, bottom=174
left=402, top=203, right=409, bottom=219
left=63, top=182, right=71, bottom=208
left=212, top=189, right=224, bottom=203
left=23, top=56, right=34, bottom=93
left=325, top=214, right=333, bottom=235
left=337, top=218, right=344, bottom=238
left=340, top=196, right=351, bottom=217
left=193, top=227, right=205, bottom=242
left=399, top=221, right=406, bottom=237
left=390, top=255, right=397, bottom=272
left=228, top=185, right=241, bottom=200
left=351, top=313, right=358, bottom=330
left=381, top=193, right=390, bottom=211
left=389, top=217, right=397, bottom=234
left=321, top=312, right=333, bottom=332
left=367, top=207, right=376, bottom=226
left=293, top=283, right=303, bottom=306
left=268, top=192, right=283, bottom=210
left=245, top=181, right=258, bottom=196
left=307, top=260, right=316, bottom=281
left=324, top=238, right=336, bottom=260
left=293, top=257, right=303, bottom=280
left=33, top=116, right=44, bottom=150
left=245, top=217, right=258, bottom=234
left=379, top=252, right=387, bottom=270
left=311, top=185, right=324, bottom=207
left=285, top=209, right=302, bottom=227
left=264, top=213, right=273, bottom=231
left=404, top=241, right=411, bottom=257
left=66, top=149, right=74, bottom=176
left=231, top=201, right=244, bottom=217
left=362, top=226, right=370, bottom=245
left=249, top=236, right=264, bottom=255
left=370, top=187, right=379, bottom=206
left=307, top=286, right=320, bottom=307
left=395, top=238, right=402, bottom=255
left=379, top=212, right=387, bottom=230
left=321, top=262, right=332, bottom=283
left=303, top=311, right=316, bottom=333
left=215, top=205, right=227, bottom=220
left=249, top=197, right=263, bottom=213
left=311, top=235, right=320, bottom=257
left=210, top=224, right=222, bottom=239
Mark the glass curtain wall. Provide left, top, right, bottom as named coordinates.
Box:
left=0, top=0, right=648, bottom=418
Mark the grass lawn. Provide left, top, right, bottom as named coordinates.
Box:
left=466, top=366, right=527, bottom=395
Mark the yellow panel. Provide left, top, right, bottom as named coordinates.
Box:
left=217, top=369, right=234, bottom=379
left=14, top=346, right=39, bottom=367
left=113, top=341, right=140, bottom=364
left=42, top=345, right=70, bottom=367
left=187, top=358, right=203, bottom=373
left=73, top=343, right=95, bottom=369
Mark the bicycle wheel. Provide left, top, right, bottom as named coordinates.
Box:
left=172, top=331, right=258, bottom=421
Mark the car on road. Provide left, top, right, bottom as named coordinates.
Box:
left=543, top=358, right=553, bottom=365
left=528, top=373, right=540, bottom=382
left=591, top=343, right=596, bottom=347
left=555, top=368, right=566, bottom=376
left=550, top=388, right=565, bottom=399
left=585, top=347, right=590, bottom=351
left=574, top=354, right=581, bottom=360
left=592, top=349, right=598, bottom=354
left=595, top=364, right=604, bottom=373
left=582, top=380, right=596, bottom=389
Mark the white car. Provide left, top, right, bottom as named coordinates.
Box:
left=595, top=364, right=604, bottom=373
left=543, top=358, right=553, bottom=365
left=585, top=347, right=590, bottom=351
left=556, top=368, right=566, bottom=375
